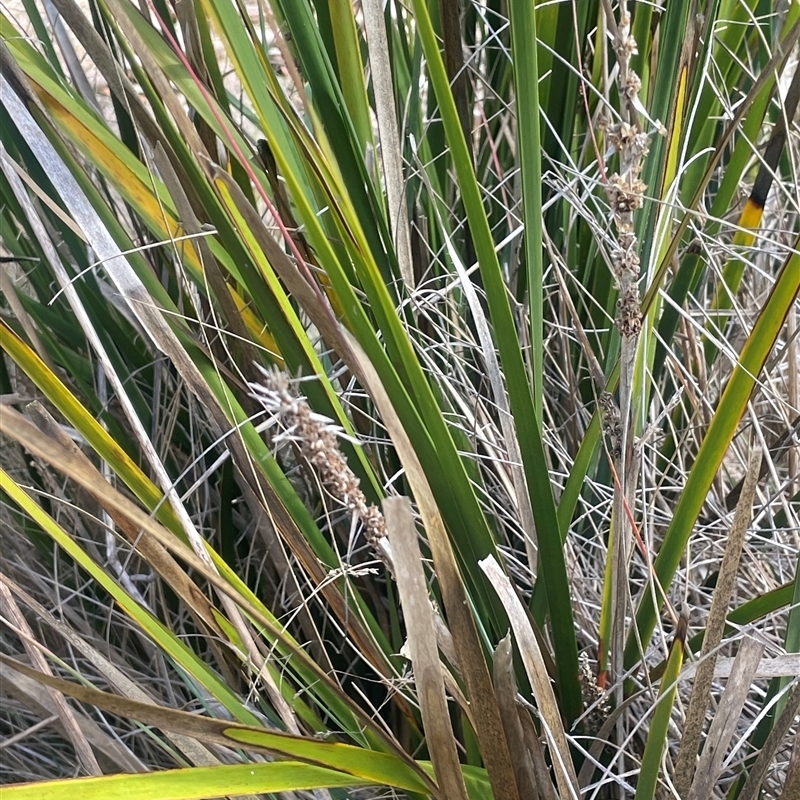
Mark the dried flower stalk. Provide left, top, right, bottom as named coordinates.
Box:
left=249, top=366, right=392, bottom=568
left=599, top=0, right=656, bottom=716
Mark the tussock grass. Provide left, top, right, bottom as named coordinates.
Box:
left=1, top=1, right=799, bottom=798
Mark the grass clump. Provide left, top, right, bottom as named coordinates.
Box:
left=1, top=1, right=799, bottom=798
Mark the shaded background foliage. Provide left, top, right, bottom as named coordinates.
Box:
left=1, top=0, right=799, bottom=798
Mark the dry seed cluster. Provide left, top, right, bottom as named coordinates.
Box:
left=249, top=366, right=387, bottom=555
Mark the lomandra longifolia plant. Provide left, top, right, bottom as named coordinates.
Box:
left=1, top=1, right=799, bottom=798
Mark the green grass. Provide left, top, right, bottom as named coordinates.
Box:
left=1, top=1, right=799, bottom=798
